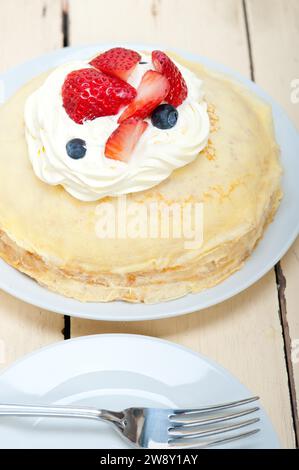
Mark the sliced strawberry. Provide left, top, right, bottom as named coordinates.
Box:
left=62, top=68, right=136, bottom=124
left=118, top=70, right=170, bottom=123
left=152, top=50, right=188, bottom=106
left=90, top=47, right=141, bottom=81
left=105, top=118, right=148, bottom=162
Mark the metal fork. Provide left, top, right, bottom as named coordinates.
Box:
left=0, top=396, right=260, bottom=449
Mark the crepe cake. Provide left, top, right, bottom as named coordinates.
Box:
left=0, top=48, right=282, bottom=303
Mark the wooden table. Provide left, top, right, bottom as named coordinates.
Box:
left=0, top=0, right=298, bottom=449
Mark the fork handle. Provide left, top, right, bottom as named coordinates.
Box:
left=0, top=403, right=123, bottom=425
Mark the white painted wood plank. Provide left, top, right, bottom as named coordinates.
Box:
left=0, top=0, right=64, bottom=368
left=0, top=0, right=63, bottom=71
left=69, top=0, right=250, bottom=74
left=246, top=0, right=299, bottom=440
left=246, top=0, right=299, bottom=126
left=69, top=0, right=295, bottom=447
left=281, top=245, right=299, bottom=420
left=0, top=291, right=63, bottom=370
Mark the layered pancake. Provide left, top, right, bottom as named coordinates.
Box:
left=0, top=51, right=282, bottom=303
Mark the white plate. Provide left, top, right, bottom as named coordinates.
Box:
left=0, top=44, right=299, bottom=321
left=0, top=334, right=280, bottom=449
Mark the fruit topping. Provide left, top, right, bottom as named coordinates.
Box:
left=151, top=104, right=178, bottom=129
left=66, top=138, right=87, bottom=159
left=118, top=70, right=170, bottom=123
left=152, top=50, right=188, bottom=106
left=62, top=68, right=137, bottom=124
left=105, top=117, right=148, bottom=162
left=90, top=47, right=141, bottom=81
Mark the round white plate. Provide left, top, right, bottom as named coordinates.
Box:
left=0, top=334, right=280, bottom=449
left=0, top=44, right=298, bottom=321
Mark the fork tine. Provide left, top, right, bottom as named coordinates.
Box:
left=170, top=406, right=259, bottom=426
left=169, top=417, right=260, bottom=439
left=172, top=396, right=259, bottom=417
left=168, top=428, right=260, bottom=449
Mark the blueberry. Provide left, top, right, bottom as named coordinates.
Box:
left=66, top=138, right=87, bottom=159
left=151, top=104, right=178, bottom=130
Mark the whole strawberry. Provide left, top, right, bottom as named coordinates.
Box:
left=62, top=68, right=137, bottom=124
left=152, top=51, right=188, bottom=107
left=90, top=47, right=141, bottom=81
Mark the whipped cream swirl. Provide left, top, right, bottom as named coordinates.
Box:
left=25, top=51, right=210, bottom=201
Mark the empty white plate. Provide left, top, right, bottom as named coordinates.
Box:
left=0, top=44, right=298, bottom=321
left=0, top=334, right=280, bottom=448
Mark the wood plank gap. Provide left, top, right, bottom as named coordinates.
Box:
left=62, top=0, right=70, bottom=48
left=242, top=0, right=255, bottom=81
left=275, top=263, right=299, bottom=447
left=63, top=315, right=71, bottom=340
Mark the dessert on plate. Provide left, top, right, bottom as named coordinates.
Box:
left=0, top=47, right=282, bottom=303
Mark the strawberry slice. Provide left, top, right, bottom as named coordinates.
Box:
left=105, top=118, right=148, bottom=162
left=90, top=47, right=141, bottom=81
left=62, top=68, right=137, bottom=124
left=118, top=70, right=170, bottom=123
left=152, top=50, right=188, bottom=106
